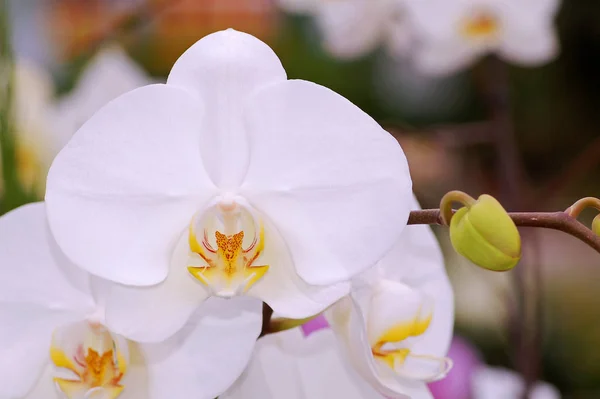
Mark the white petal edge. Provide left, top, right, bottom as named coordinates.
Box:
left=222, top=328, right=387, bottom=399
left=241, top=79, right=412, bottom=286
left=167, top=29, right=287, bottom=190
left=46, top=84, right=217, bottom=286
left=139, top=296, right=262, bottom=399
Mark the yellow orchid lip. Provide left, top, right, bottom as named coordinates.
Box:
left=50, top=323, right=127, bottom=399
left=187, top=199, right=269, bottom=297
left=371, top=314, right=432, bottom=369
left=369, top=292, right=452, bottom=381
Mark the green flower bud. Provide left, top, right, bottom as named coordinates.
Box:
left=593, top=215, right=600, bottom=237
left=450, top=194, right=521, bottom=271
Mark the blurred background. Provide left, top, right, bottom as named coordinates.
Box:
left=0, top=0, right=599, bottom=398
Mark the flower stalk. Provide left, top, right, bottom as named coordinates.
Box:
left=408, top=206, right=600, bottom=254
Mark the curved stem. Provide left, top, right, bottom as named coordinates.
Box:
left=439, top=190, right=476, bottom=225
left=566, top=197, right=600, bottom=218
left=408, top=209, right=600, bottom=254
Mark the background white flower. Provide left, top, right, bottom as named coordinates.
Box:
left=53, top=45, right=153, bottom=145
left=326, top=195, right=454, bottom=398
left=0, top=203, right=262, bottom=399
left=407, top=0, right=561, bottom=75
left=222, top=328, right=386, bottom=399
left=472, top=366, right=561, bottom=399
left=0, top=59, right=56, bottom=196
left=45, top=29, right=412, bottom=342
left=278, top=0, right=412, bottom=59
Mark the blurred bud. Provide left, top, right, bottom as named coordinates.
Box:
left=449, top=194, right=521, bottom=271
left=593, top=215, right=600, bottom=237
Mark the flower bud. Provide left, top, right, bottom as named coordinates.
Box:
left=593, top=215, right=600, bottom=237
left=449, top=194, right=521, bottom=271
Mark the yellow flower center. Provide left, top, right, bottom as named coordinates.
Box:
left=460, top=11, right=499, bottom=39
left=187, top=198, right=269, bottom=297
left=50, top=323, right=127, bottom=399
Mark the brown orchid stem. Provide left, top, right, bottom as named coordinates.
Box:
left=408, top=209, right=600, bottom=254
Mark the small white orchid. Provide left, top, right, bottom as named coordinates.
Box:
left=278, top=0, right=412, bottom=59
left=326, top=195, right=454, bottom=398
left=0, top=203, right=262, bottom=399
left=407, top=0, right=561, bottom=75
left=222, top=327, right=386, bottom=399
left=472, top=366, right=561, bottom=399
left=53, top=45, right=152, bottom=143
left=45, top=29, right=412, bottom=342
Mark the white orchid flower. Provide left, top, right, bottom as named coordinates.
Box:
left=278, top=0, right=412, bottom=59
left=0, top=203, right=262, bottom=399
left=222, top=327, right=386, bottom=399
left=407, top=0, right=561, bottom=75
left=53, top=45, right=152, bottom=144
left=326, top=195, right=454, bottom=398
left=472, top=366, right=561, bottom=399
left=44, top=29, right=412, bottom=342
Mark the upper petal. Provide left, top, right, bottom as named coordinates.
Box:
left=0, top=202, right=94, bottom=312
left=167, top=29, right=287, bottom=190
left=139, top=296, right=262, bottom=399
left=241, top=80, right=412, bottom=286
left=222, top=328, right=387, bottom=399
left=46, top=84, right=217, bottom=286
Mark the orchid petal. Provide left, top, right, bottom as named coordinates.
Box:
left=140, top=296, right=261, bottom=399
left=499, top=23, right=558, bottom=66
left=247, top=213, right=350, bottom=318
left=46, top=84, right=217, bottom=286
left=94, top=231, right=209, bottom=343
left=327, top=297, right=433, bottom=398
left=0, top=304, right=75, bottom=398
left=316, top=1, right=388, bottom=59
left=23, top=364, right=56, bottom=399
left=0, top=202, right=94, bottom=312
left=168, top=29, right=286, bottom=190
left=372, top=198, right=454, bottom=360
left=241, top=80, right=411, bottom=286
left=223, top=328, right=386, bottom=399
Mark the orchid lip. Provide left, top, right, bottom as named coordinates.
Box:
left=369, top=286, right=453, bottom=382
left=187, top=196, right=269, bottom=298
left=50, top=321, right=127, bottom=399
